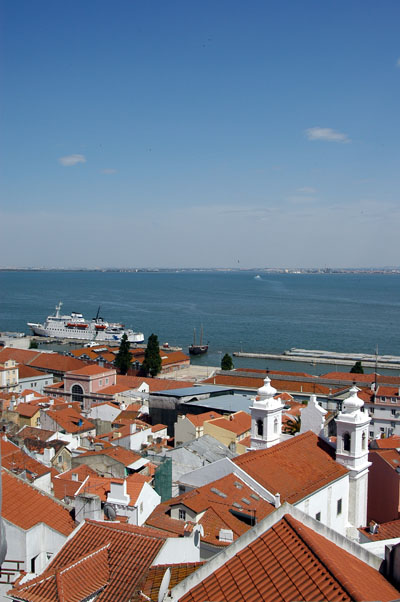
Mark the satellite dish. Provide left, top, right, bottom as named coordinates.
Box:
left=158, top=567, right=171, bottom=602
left=103, top=504, right=116, bottom=521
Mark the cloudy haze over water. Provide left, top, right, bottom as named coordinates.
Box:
left=1, top=1, right=399, bottom=269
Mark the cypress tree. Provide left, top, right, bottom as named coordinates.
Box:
left=141, top=333, right=162, bottom=377
left=114, top=333, right=131, bottom=375
left=221, top=353, right=234, bottom=370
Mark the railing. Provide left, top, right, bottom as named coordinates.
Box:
left=0, top=559, right=24, bottom=584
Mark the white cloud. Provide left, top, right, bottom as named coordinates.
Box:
left=297, top=187, right=316, bottom=194
left=305, top=127, right=350, bottom=143
left=101, top=168, right=117, bottom=174
left=58, top=154, right=87, bottom=167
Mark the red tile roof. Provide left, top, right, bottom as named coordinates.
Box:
left=360, top=518, right=400, bottom=541
left=185, top=412, right=222, bottom=427
left=1, top=437, right=51, bottom=480
left=76, top=445, right=142, bottom=467
left=16, top=363, right=46, bottom=379
left=8, top=520, right=167, bottom=602
left=29, top=354, right=89, bottom=374
left=205, top=411, right=251, bottom=436
left=67, top=365, right=116, bottom=377
left=53, top=464, right=100, bottom=500
left=369, top=448, right=400, bottom=471
left=139, top=563, right=204, bottom=601
left=116, top=375, right=195, bottom=392
left=370, top=435, right=400, bottom=449
left=45, top=407, right=95, bottom=434
left=234, top=431, right=348, bottom=504
left=15, top=403, right=40, bottom=418
left=147, top=474, right=275, bottom=547
left=2, top=469, right=75, bottom=536
left=203, top=374, right=332, bottom=395
left=178, top=514, right=400, bottom=602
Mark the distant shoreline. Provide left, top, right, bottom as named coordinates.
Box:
left=0, top=267, right=399, bottom=275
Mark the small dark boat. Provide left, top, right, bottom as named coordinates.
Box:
left=189, top=326, right=208, bottom=355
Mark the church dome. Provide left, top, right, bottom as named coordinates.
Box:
left=257, top=376, right=277, bottom=401
left=343, top=385, right=364, bottom=413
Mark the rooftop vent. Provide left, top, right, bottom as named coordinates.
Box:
left=241, top=498, right=251, bottom=505
left=234, top=481, right=243, bottom=489
left=250, top=493, right=259, bottom=501
left=232, top=502, right=242, bottom=509
left=219, top=529, right=234, bottom=543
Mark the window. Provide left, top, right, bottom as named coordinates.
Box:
left=392, top=398, right=397, bottom=403
left=274, top=418, right=278, bottom=434
left=140, top=502, right=143, bottom=513
left=256, top=418, right=263, bottom=437
left=370, top=408, right=374, bottom=414
left=369, top=431, right=374, bottom=437
left=337, top=499, right=342, bottom=515
left=315, top=512, right=321, bottom=522
left=99, top=380, right=103, bottom=386
left=343, top=432, right=351, bottom=452
left=71, top=384, right=84, bottom=404
left=362, top=432, right=367, bottom=450
left=179, top=509, right=186, bottom=520
left=391, top=409, right=397, bottom=416
left=106, top=378, right=109, bottom=385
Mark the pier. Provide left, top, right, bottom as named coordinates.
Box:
left=233, top=348, right=400, bottom=370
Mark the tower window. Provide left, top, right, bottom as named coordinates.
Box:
left=274, top=418, right=278, bottom=434
left=362, top=432, right=367, bottom=450
left=256, top=419, right=263, bottom=437
left=315, top=512, right=321, bottom=522
left=343, top=432, right=351, bottom=452
left=337, top=499, right=342, bottom=515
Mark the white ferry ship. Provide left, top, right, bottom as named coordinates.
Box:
left=27, top=302, right=144, bottom=343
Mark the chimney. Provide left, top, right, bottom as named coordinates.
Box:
left=274, top=493, right=281, bottom=508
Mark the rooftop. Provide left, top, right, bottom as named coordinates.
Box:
left=234, top=431, right=348, bottom=504
left=8, top=520, right=167, bottom=602
left=2, top=468, right=76, bottom=536
left=175, top=512, right=399, bottom=602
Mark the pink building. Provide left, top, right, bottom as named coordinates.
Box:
left=64, top=365, right=117, bottom=411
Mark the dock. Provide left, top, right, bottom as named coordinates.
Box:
left=233, top=348, right=400, bottom=370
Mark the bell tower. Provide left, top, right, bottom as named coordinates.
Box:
left=335, top=385, right=371, bottom=530
left=250, top=376, right=284, bottom=449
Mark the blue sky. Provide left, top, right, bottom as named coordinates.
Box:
left=1, top=0, right=399, bottom=268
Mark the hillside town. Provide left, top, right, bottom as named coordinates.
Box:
left=0, top=337, right=400, bottom=601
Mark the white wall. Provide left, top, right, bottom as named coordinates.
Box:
left=3, top=519, right=67, bottom=574
left=294, top=475, right=349, bottom=536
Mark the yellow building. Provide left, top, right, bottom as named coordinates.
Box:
left=203, top=411, right=251, bottom=453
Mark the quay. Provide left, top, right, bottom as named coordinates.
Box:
left=233, top=349, right=400, bottom=370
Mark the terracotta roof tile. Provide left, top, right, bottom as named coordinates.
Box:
left=77, top=445, right=142, bottom=467
left=8, top=520, right=167, bottom=602
left=67, top=365, right=116, bottom=377
left=16, top=363, right=46, bottom=379
left=16, top=402, right=40, bottom=418
left=206, top=411, right=251, bottom=436
left=369, top=448, right=400, bottom=471
left=360, top=518, right=400, bottom=541
left=116, top=375, right=195, bottom=392
left=1, top=436, right=51, bottom=480
left=148, top=474, right=274, bottom=547
left=178, top=514, right=400, bottom=602
left=139, top=563, right=204, bottom=601
left=185, top=412, right=222, bottom=427
left=30, top=354, right=89, bottom=373
left=45, top=407, right=95, bottom=434
left=370, top=435, right=400, bottom=449
left=234, top=431, right=348, bottom=504
left=2, top=469, right=76, bottom=535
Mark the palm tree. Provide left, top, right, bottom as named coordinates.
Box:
left=283, top=415, right=301, bottom=435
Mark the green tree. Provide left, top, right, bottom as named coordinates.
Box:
left=283, top=416, right=301, bottom=435
left=29, top=339, right=39, bottom=349
left=350, top=361, right=364, bottom=374
left=141, top=333, right=162, bottom=377
left=221, top=353, right=234, bottom=371
left=114, top=333, right=132, bottom=375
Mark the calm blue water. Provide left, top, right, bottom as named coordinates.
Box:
left=0, top=271, right=399, bottom=374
